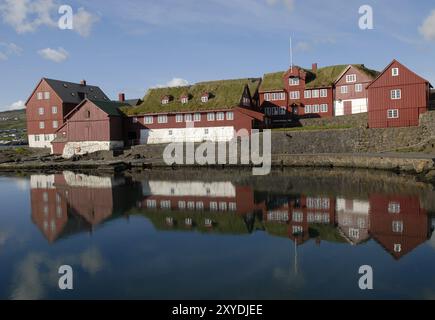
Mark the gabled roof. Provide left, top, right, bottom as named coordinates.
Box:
left=334, top=64, right=380, bottom=84
left=123, top=78, right=262, bottom=115
left=26, top=78, right=110, bottom=105
left=366, top=59, right=433, bottom=89
left=124, top=99, right=143, bottom=106
left=64, top=99, right=128, bottom=121
left=260, top=64, right=378, bottom=92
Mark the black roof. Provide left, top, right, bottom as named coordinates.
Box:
left=124, top=99, right=143, bottom=106
left=44, top=78, right=110, bottom=104
left=89, top=99, right=128, bottom=116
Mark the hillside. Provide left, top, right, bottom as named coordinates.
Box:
left=0, top=109, right=27, bottom=143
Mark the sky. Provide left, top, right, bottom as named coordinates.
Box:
left=0, top=0, right=434, bottom=111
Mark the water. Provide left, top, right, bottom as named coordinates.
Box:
left=0, top=168, right=434, bottom=300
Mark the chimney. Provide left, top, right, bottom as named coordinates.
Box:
left=80, top=80, right=87, bottom=86
left=119, top=93, right=126, bottom=102
left=312, top=63, right=318, bottom=73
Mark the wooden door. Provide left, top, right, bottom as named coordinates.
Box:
left=344, top=101, right=352, bottom=115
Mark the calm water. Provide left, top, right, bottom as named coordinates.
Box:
left=0, top=168, right=435, bottom=300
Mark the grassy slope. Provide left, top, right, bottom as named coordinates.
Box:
left=0, top=109, right=26, bottom=130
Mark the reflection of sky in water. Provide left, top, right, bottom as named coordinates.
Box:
left=0, top=171, right=434, bottom=300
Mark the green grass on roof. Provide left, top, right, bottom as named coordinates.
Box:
left=260, top=64, right=380, bottom=91
left=123, top=78, right=261, bottom=116
left=89, top=99, right=130, bottom=116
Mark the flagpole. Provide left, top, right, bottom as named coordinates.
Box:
left=290, top=36, right=293, bottom=72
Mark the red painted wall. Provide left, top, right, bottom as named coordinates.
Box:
left=335, top=65, right=373, bottom=101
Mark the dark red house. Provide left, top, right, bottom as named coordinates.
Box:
left=52, top=99, right=128, bottom=157
left=25, top=78, right=110, bottom=148
left=367, top=60, right=433, bottom=128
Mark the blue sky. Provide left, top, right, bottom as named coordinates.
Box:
left=0, top=0, right=434, bottom=111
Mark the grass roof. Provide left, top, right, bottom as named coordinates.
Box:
left=123, top=78, right=261, bottom=116
left=89, top=99, right=130, bottom=116
left=260, top=64, right=379, bottom=91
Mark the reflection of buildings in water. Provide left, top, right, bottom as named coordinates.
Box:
left=336, top=198, right=371, bottom=245
left=369, top=194, right=432, bottom=260
left=30, top=172, right=142, bottom=243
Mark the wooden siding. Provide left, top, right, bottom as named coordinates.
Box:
left=335, top=65, right=373, bottom=101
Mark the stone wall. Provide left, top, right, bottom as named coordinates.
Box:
left=298, top=113, right=368, bottom=128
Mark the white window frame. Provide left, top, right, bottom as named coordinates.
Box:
left=52, top=121, right=58, bottom=129
left=392, top=221, right=404, bottom=233
left=312, top=90, right=320, bottom=98
left=34, top=135, right=40, bottom=142
left=161, top=98, right=169, bottom=105
left=216, top=112, right=225, bottom=121
left=44, top=92, right=50, bottom=100
left=132, top=117, right=138, bottom=124
left=37, top=92, right=43, bottom=100
left=279, top=106, right=286, bottom=115
left=39, top=121, right=45, bottom=129
left=392, top=68, right=399, bottom=77
left=144, top=116, right=154, bottom=124
left=320, top=104, right=328, bottom=113
left=201, top=95, right=209, bottom=103
left=158, top=115, right=168, bottom=124
left=304, top=90, right=311, bottom=99
left=387, top=109, right=399, bottom=119
left=226, top=111, right=234, bottom=121
left=181, top=97, right=188, bottom=104
left=341, top=86, right=348, bottom=94
left=355, top=84, right=363, bottom=92
left=193, top=113, right=201, bottom=122
left=391, top=89, right=401, bottom=100
left=207, top=113, right=215, bottom=121
left=346, top=74, right=357, bottom=83
left=290, top=91, right=300, bottom=100
left=313, top=105, right=320, bottom=113
left=320, top=89, right=328, bottom=98
left=175, top=114, right=183, bottom=123
left=305, top=105, right=312, bottom=114
left=52, top=106, right=58, bottom=114
left=38, top=107, right=44, bottom=116
left=184, top=114, right=193, bottom=122
left=289, top=77, right=300, bottom=86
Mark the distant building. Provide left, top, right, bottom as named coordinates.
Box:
left=367, top=60, right=433, bottom=128
left=25, top=78, right=109, bottom=148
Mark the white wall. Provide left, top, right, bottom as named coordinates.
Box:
left=30, top=174, right=55, bottom=189
left=28, top=134, right=55, bottom=149
left=336, top=198, right=370, bottom=214
left=143, top=181, right=236, bottom=197
left=334, top=98, right=368, bottom=117
left=140, top=127, right=235, bottom=144
left=62, top=141, right=124, bottom=158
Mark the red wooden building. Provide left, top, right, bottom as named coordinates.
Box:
left=52, top=99, right=128, bottom=157
left=25, top=78, right=110, bottom=148
left=367, top=60, right=433, bottom=128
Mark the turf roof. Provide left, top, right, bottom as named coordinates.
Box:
left=123, top=78, right=261, bottom=115
left=260, top=64, right=379, bottom=91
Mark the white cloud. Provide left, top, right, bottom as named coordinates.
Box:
left=0, top=100, right=24, bottom=112
left=37, top=47, right=68, bottom=63
left=73, top=7, right=100, bottom=37
left=153, top=78, right=189, bottom=88
left=0, top=42, right=22, bottom=61
left=419, top=10, right=435, bottom=41
left=0, top=0, right=98, bottom=37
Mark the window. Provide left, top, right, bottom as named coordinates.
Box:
left=391, top=89, right=401, bottom=100
left=304, top=90, right=311, bottom=99
left=387, top=109, right=399, bottom=119
left=205, top=219, right=213, bottom=227
left=132, top=117, right=138, bottom=124
left=292, top=226, right=303, bottom=235
left=311, top=90, right=319, bottom=98
left=349, top=228, right=360, bottom=239
left=216, top=112, right=225, bottom=121
left=44, top=92, right=50, bottom=99
left=196, top=202, right=204, bottom=210
left=176, top=114, right=183, bottom=123
left=158, top=115, right=168, bottom=124
left=85, top=110, right=91, bottom=119
left=34, top=135, right=40, bottom=142
left=178, top=201, right=186, bottom=209
left=388, top=202, right=401, bottom=214
left=181, top=97, right=188, bottom=104
left=219, top=202, right=227, bottom=211
left=39, top=121, right=45, bottom=129
left=293, top=212, right=303, bottom=223
left=37, top=92, right=43, bottom=100
left=185, top=218, right=193, bottom=226
left=229, top=203, right=237, bottom=211
left=290, top=91, right=300, bottom=100
left=289, top=77, right=300, bottom=86
left=44, top=135, right=50, bottom=141
left=201, top=95, right=209, bottom=103
left=161, top=98, right=169, bottom=105
left=52, top=121, right=58, bottom=129
left=242, top=97, right=250, bottom=106
left=346, top=74, right=357, bottom=83
left=204, top=128, right=209, bottom=135
left=144, top=116, right=153, bottom=124
left=146, top=200, right=156, bottom=208
left=187, top=202, right=195, bottom=210
left=52, top=106, right=58, bottom=114
left=38, top=107, right=44, bottom=115
left=341, top=86, right=348, bottom=94
left=392, top=68, right=399, bottom=76
left=210, top=202, right=218, bottom=211
left=193, top=113, right=201, bottom=122
left=355, top=84, right=363, bottom=92
left=320, top=89, right=328, bottom=97
left=207, top=113, right=215, bottom=121
left=160, top=200, right=171, bottom=209
left=394, top=244, right=402, bottom=253
left=279, top=107, right=286, bottom=115
left=305, top=105, right=312, bottom=113
left=392, top=221, right=404, bottom=233
left=226, top=112, right=234, bottom=120
left=264, top=92, right=285, bottom=101
left=184, top=114, right=193, bottom=122
left=320, top=104, right=328, bottom=113
left=168, top=130, right=173, bottom=136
